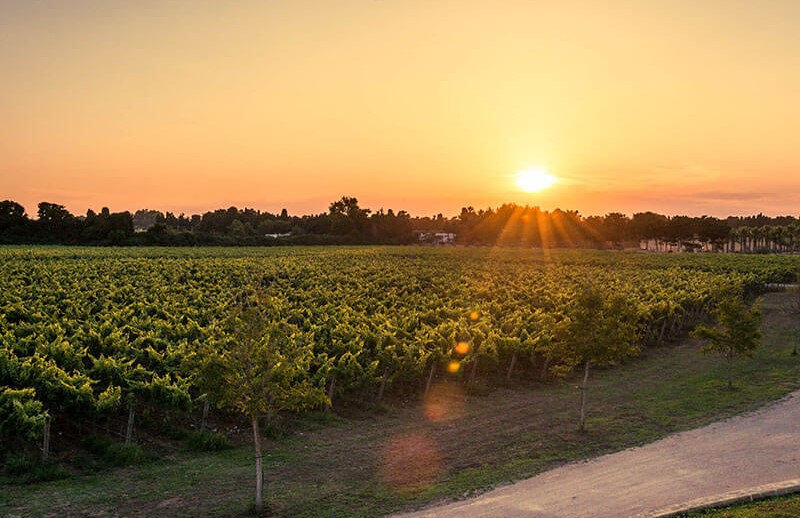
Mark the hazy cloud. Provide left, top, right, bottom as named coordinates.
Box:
left=677, top=191, right=775, bottom=201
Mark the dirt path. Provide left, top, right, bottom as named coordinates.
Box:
left=401, top=389, right=800, bottom=517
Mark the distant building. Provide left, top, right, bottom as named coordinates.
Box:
left=434, top=232, right=456, bottom=244
left=264, top=232, right=292, bottom=239
left=416, top=231, right=456, bottom=245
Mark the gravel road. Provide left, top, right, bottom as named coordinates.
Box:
left=400, top=390, right=800, bottom=517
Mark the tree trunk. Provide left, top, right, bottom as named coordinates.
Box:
left=377, top=371, right=388, bottom=403
left=540, top=356, right=551, bottom=380
left=506, top=351, right=517, bottom=381
left=658, top=319, right=668, bottom=343
left=424, top=362, right=436, bottom=397
left=670, top=318, right=679, bottom=337
left=579, top=360, right=590, bottom=431
left=251, top=414, right=264, bottom=514
left=200, top=400, right=210, bottom=433
left=125, top=401, right=136, bottom=445
left=42, top=415, right=51, bottom=462
left=326, top=374, right=336, bottom=411
left=469, top=356, right=479, bottom=384
left=727, top=350, right=734, bottom=390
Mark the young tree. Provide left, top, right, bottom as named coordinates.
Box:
left=215, top=292, right=328, bottom=515
left=548, top=284, right=640, bottom=431
left=691, top=290, right=762, bottom=389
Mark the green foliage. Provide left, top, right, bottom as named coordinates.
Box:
left=692, top=289, right=763, bottom=389
left=0, top=246, right=795, bottom=453
left=214, top=293, right=329, bottom=417
left=0, top=386, right=48, bottom=444
left=96, top=384, right=121, bottom=413
left=550, top=284, right=641, bottom=370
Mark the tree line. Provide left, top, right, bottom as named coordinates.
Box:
left=2, top=197, right=800, bottom=251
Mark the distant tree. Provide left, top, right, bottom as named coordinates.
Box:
left=328, top=196, right=370, bottom=237
left=257, top=219, right=292, bottom=236
left=583, top=215, right=605, bottom=248
left=199, top=207, right=239, bottom=235
left=547, top=284, right=640, bottom=431
left=630, top=212, right=669, bottom=251
left=369, top=208, right=414, bottom=243
left=691, top=289, right=762, bottom=389
left=329, top=196, right=361, bottom=218
left=37, top=202, right=72, bottom=225
left=214, top=291, right=328, bottom=514
left=550, top=208, right=584, bottom=247
left=174, top=213, right=192, bottom=231
left=163, top=212, right=178, bottom=229
left=36, top=202, right=78, bottom=243
left=741, top=226, right=755, bottom=253
left=0, top=200, right=26, bottom=225
left=82, top=208, right=134, bottom=245
left=299, top=213, right=332, bottom=235
left=790, top=222, right=800, bottom=254
left=602, top=212, right=629, bottom=248
left=133, top=209, right=164, bottom=230
left=696, top=216, right=731, bottom=253
left=0, top=200, right=30, bottom=242
left=666, top=216, right=695, bottom=250
left=227, top=219, right=250, bottom=241
left=144, top=223, right=171, bottom=245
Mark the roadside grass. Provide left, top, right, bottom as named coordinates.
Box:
left=2, top=292, right=798, bottom=517
left=685, top=492, right=800, bottom=517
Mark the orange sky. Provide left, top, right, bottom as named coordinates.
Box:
left=2, top=1, right=799, bottom=218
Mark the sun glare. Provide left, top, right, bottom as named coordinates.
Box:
left=516, top=168, right=557, bottom=193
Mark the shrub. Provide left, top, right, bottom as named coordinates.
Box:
left=81, top=435, right=148, bottom=466
left=104, top=443, right=147, bottom=466
left=2, top=454, right=70, bottom=484
left=185, top=431, right=230, bottom=451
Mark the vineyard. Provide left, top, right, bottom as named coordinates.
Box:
left=1, top=246, right=798, bottom=465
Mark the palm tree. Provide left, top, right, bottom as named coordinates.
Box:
left=741, top=227, right=752, bottom=253
left=728, top=227, right=741, bottom=253
left=790, top=222, right=800, bottom=254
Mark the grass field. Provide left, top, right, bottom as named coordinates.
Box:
left=2, top=291, right=798, bottom=517
left=685, top=492, right=800, bottom=517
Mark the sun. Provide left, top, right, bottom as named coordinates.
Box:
left=516, top=168, right=557, bottom=193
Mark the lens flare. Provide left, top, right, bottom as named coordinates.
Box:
left=380, top=432, right=442, bottom=492
left=423, top=381, right=466, bottom=422
left=454, top=342, right=470, bottom=355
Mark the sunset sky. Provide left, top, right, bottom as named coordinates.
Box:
left=2, top=0, right=799, bottom=218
